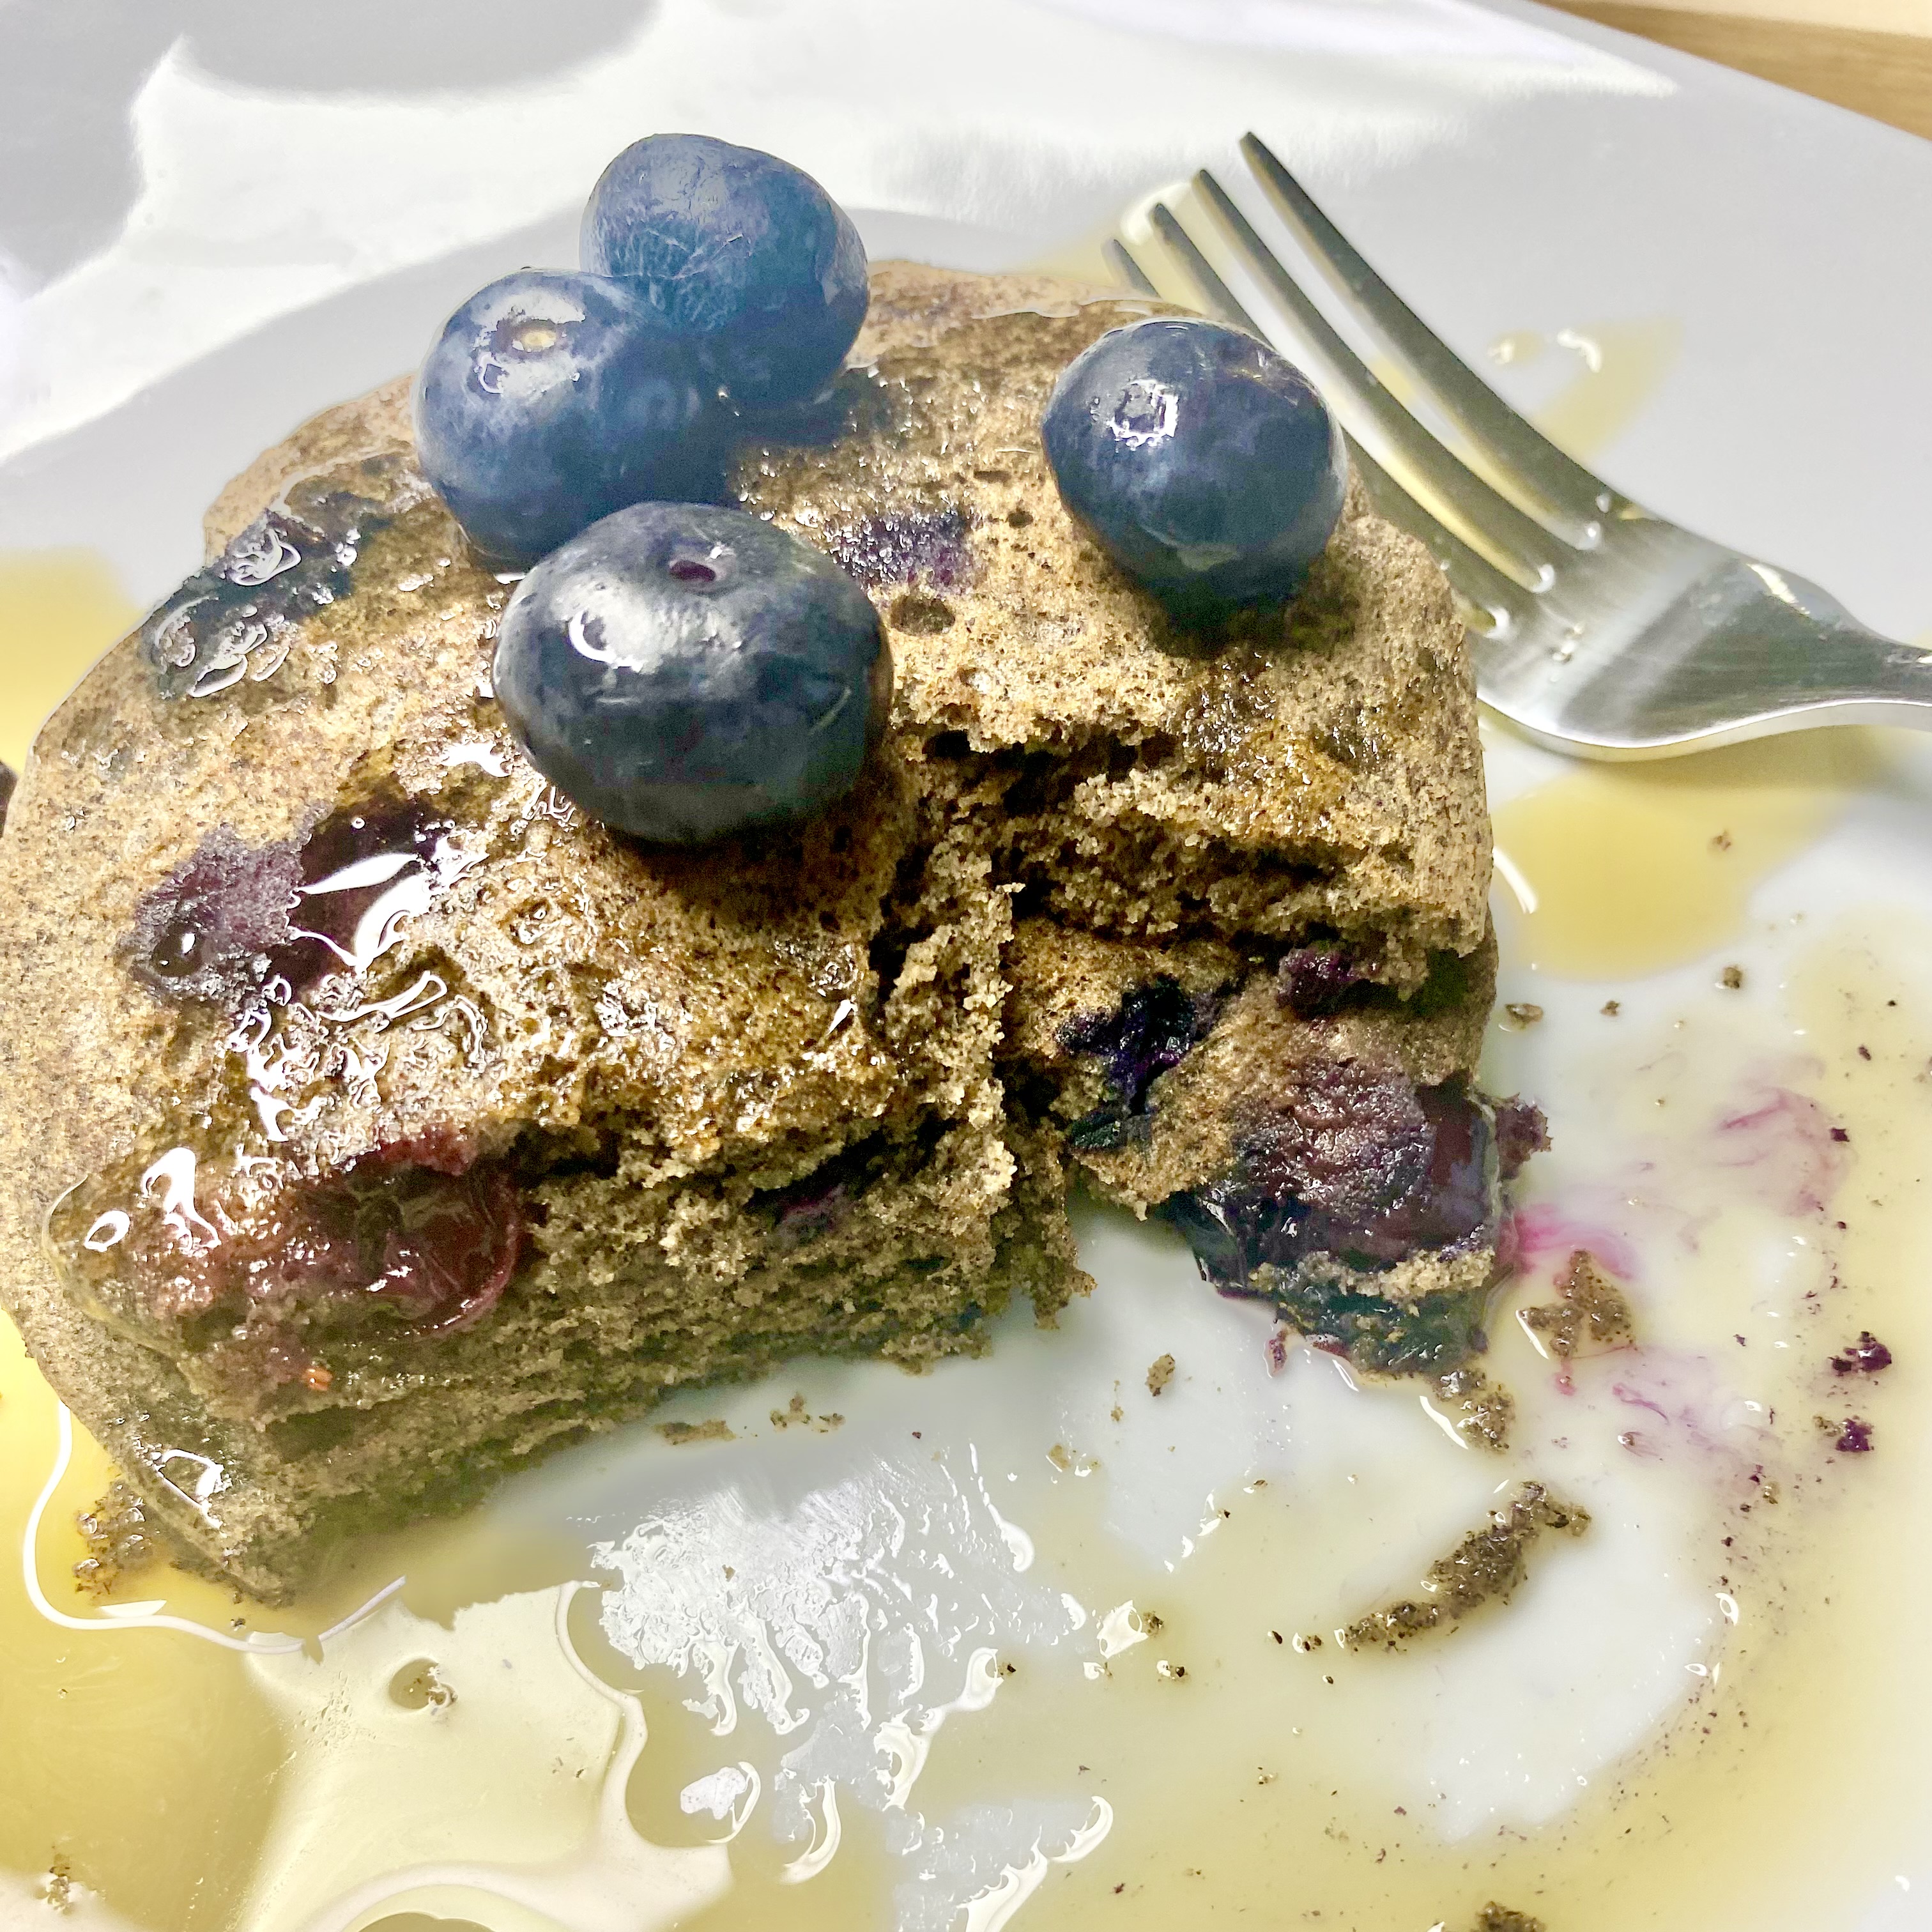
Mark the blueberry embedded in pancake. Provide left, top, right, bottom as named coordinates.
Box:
left=1000, top=917, right=1510, bottom=1377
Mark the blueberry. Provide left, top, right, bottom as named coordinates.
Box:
left=1041, top=317, right=1346, bottom=615
left=413, top=269, right=719, bottom=565
left=492, top=503, right=891, bottom=843
left=581, top=134, right=868, bottom=410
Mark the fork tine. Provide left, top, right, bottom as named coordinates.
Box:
left=1160, top=186, right=1563, bottom=591
left=1146, top=203, right=1267, bottom=335
left=1240, top=132, right=1616, bottom=527
left=1345, top=441, right=1526, bottom=638
left=1103, top=237, right=1160, bottom=299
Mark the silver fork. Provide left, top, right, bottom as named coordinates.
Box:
left=1110, top=134, right=1928, bottom=760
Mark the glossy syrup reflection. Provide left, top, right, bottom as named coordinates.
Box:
left=1484, top=317, right=1683, bottom=467
left=0, top=1320, right=285, bottom=1926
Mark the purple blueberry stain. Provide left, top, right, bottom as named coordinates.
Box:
left=126, top=785, right=479, bottom=1013
left=1711, top=1084, right=1850, bottom=1216
left=279, top=790, right=477, bottom=991
left=758, top=1130, right=904, bottom=1246
left=210, top=1150, right=525, bottom=1336
left=1831, top=1331, right=1892, bottom=1374
left=126, top=825, right=305, bottom=1007
left=95, top=779, right=520, bottom=1397
left=1836, top=1417, right=1875, bottom=1453
left=772, top=1180, right=852, bottom=1245
left=50, top=1135, right=528, bottom=1410
left=825, top=504, right=976, bottom=590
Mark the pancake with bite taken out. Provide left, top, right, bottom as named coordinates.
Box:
left=0, top=264, right=1520, bottom=1600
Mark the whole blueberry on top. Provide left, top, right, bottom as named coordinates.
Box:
left=1041, top=318, right=1346, bottom=615
left=413, top=268, right=719, bottom=565
left=492, top=503, right=891, bottom=845
left=581, top=134, right=868, bottom=410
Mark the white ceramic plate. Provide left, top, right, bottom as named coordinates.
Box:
left=4, top=6, right=1932, bottom=1929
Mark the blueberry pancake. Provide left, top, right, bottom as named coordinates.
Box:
left=0, top=263, right=1512, bottom=1599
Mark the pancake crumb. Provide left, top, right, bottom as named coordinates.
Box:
left=1342, top=1482, right=1590, bottom=1650
left=1521, top=1249, right=1635, bottom=1360
left=1430, top=1367, right=1514, bottom=1450
left=657, top=1419, right=736, bottom=1446
left=1474, top=1905, right=1546, bottom=1932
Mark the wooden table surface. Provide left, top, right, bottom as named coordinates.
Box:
left=1542, top=0, right=1932, bottom=140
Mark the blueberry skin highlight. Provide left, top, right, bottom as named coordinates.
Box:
left=1041, top=318, right=1347, bottom=615
left=492, top=503, right=892, bottom=845
left=413, top=269, right=719, bottom=565
left=581, top=134, right=869, bottom=410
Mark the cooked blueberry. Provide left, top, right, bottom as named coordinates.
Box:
left=1158, top=1071, right=1499, bottom=1377
left=1275, top=944, right=1370, bottom=1018
left=581, top=134, right=868, bottom=409
left=1061, top=977, right=1224, bottom=1149
left=413, top=269, right=719, bottom=565
left=491, top=503, right=891, bottom=843
left=1041, top=318, right=1346, bottom=615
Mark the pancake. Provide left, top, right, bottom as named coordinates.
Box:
left=0, top=264, right=1508, bottom=1599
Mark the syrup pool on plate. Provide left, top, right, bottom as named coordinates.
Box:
left=7, top=725, right=1932, bottom=1931
left=0, top=548, right=141, bottom=770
